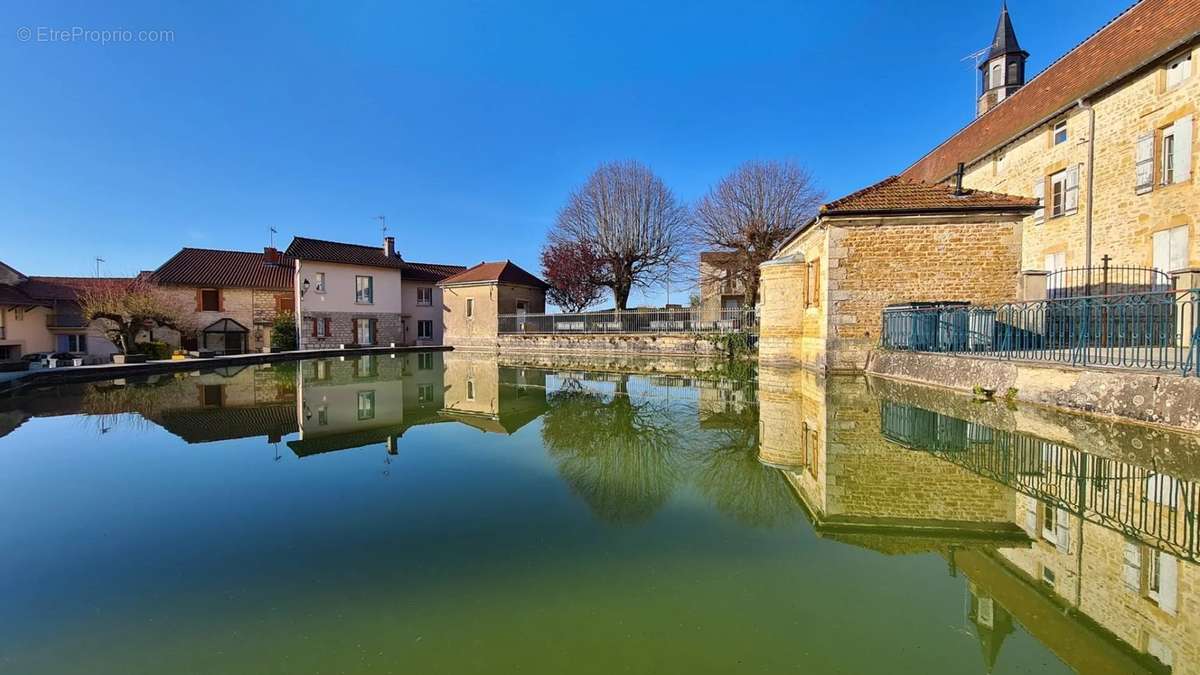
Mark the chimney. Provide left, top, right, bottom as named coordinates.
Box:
left=383, top=236, right=395, bottom=257
left=953, top=162, right=966, bottom=196
left=263, top=247, right=280, bottom=264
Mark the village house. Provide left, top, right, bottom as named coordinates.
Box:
left=697, top=251, right=752, bottom=321
left=149, top=247, right=295, bottom=354
left=0, top=260, right=128, bottom=362
left=905, top=0, right=1200, bottom=291
left=286, top=236, right=464, bottom=349
left=438, top=260, right=549, bottom=349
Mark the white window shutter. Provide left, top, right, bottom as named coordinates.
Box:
left=1171, top=226, right=1189, bottom=273
left=1175, top=115, right=1192, bottom=183
left=1158, top=552, right=1179, bottom=615
left=1024, top=498, right=1038, bottom=535
left=1033, top=179, right=1045, bottom=222
left=1065, top=164, right=1080, bottom=214
left=1154, top=230, right=1171, bottom=273
left=1122, top=541, right=1141, bottom=591
left=1136, top=133, right=1155, bottom=193
left=1055, top=508, right=1071, bottom=553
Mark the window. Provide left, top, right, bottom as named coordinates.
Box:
left=1049, top=166, right=1079, bottom=217
left=1136, top=132, right=1155, bottom=194
left=416, top=287, right=433, bottom=306
left=355, top=275, right=374, bottom=304
left=466, top=379, right=475, bottom=401
left=314, top=272, right=326, bottom=293
left=1146, top=473, right=1180, bottom=509
left=353, top=355, right=378, bottom=378
left=308, top=317, right=331, bottom=338
left=63, top=334, right=87, bottom=352
left=418, top=383, right=433, bottom=403
left=317, top=404, right=328, bottom=426
left=1032, top=178, right=1045, bottom=222
left=1041, top=505, right=1057, bottom=542
left=418, top=352, right=434, bottom=370
left=314, top=360, right=330, bottom=381
left=357, top=391, right=376, bottom=421
left=1161, top=116, right=1193, bottom=185
left=1166, top=52, right=1192, bottom=89
left=1152, top=225, right=1188, bottom=273
left=991, top=63, right=1002, bottom=88
left=1044, top=252, right=1066, bottom=274
left=1041, top=566, right=1056, bottom=589
left=200, top=288, right=220, bottom=311
left=417, top=319, right=433, bottom=340
left=466, top=297, right=474, bottom=318
left=354, top=318, right=375, bottom=345
left=200, top=384, right=223, bottom=407
left=1053, top=120, right=1068, bottom=146
left=806, top=260, right=821, bottom=307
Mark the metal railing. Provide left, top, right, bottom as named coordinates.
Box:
left=1046, top=262, right=1171, bottom=299
left=881, top=289, right=1200, bottom=375
left=881, top=399, right=1200, bottom=562
left=499, top=308, right=757, bottom=335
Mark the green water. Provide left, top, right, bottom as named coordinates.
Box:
left=0, top=352, right=1191, bottom=674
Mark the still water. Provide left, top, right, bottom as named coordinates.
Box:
left=0, top=351, right=1194, bottom=674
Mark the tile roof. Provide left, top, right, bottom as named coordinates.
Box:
left=285, top=236, right=405, bottom=270
left=902, top=0, right=1200, bottom=183
left=150, top=248, right=294, bottom=291
left=699, top=251, right=740, bottom=264
left=821, top=176, right=1038, bottom=215
left=438, top=260, right=549, bottom=289
left=400, top=260, right=468, bottom=283
left=18, top=277, right=134, bottom=303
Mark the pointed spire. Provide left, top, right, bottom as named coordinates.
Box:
left=988, top=1, right=1026, bottom=59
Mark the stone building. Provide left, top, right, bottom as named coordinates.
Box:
left=760, top=177, right=1035, bottom=371
left=438, top=260, right=548, bottom=350
left=149, top=247, right=295, bottom=354
left=697, top=251, right=751, bottom=321
left=905, top=0, right=1200, bottom=285
left=286, top=236, right=463, bottom=349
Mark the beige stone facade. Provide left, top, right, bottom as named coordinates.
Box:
left=761, top=212, right=1024, bottom=372
left=158, top=285, right=293, bottom=353
left=956, top=43, right=1199, bottom=278
left=697, top=253, right=750, bottom=321
left=440, top=282, right=546, bottom=350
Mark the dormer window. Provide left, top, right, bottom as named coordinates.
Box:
left=991, top=63, right=1003, bottom=88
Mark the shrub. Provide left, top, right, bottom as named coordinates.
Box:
left=134, top=340, right=173, bottom=360
left=271, top=312, right=297, bottom=351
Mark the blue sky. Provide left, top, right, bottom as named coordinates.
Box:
left=2, top=0, right=1130, bottom=305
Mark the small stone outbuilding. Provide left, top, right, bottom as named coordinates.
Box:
left=438, top=260, right=548, bottom=350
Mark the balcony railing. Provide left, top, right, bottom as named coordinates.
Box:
left=46, top=314, right=88, bottom=329
left=881, top=289, right=1200, bottom=375
left=499, top=308, right=757, bottom=335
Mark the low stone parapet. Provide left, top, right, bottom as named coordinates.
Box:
left=452, top=333, right=728, bottom=357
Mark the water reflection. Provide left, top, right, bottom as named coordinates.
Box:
left=3, top=354, right=1199, bottom=673
left=760, top=367, right=1199, bottom=674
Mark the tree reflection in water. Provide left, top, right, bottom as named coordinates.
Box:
left=693, top=405, right=800, bottom=527
left=542, top=375, right=683, bottom=525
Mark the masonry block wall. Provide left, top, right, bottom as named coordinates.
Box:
left=761, top=227, right=827, bottom=370
left=827, top=215, right=1023, bottom=371
left=961, top=42, right=1199, bottom=274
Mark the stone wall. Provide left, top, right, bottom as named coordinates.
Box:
left=762, top=226, right=828, bottom=370
left=869, top=349, right=1200, bottom=432
left=298, top=311, right=403, bottom=349
left=828, top=214, right=1022, bottom=372
left=488, top=333, right=725, bottom=357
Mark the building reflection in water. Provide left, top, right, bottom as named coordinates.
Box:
left=759, top=366, right=1198, bottom=674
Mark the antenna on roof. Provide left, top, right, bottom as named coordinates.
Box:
left=268, top=225, right=277, bottom=248
left=961, top=46, right=989, bottom=116
left=374, top=215, right=387, bottom=239
left=94, top=256, right=105, bottom=278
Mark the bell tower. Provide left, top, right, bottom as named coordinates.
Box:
left=977, top=2, right=1028, bottom=117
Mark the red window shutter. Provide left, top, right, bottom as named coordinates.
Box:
left=195, top=289, right=202, bottom=311
left=323, top=318, right=331, bottom=337
left=218, top=290, right=225, bottom=312
left=351, top=319, right=358, bottom=344
left=310, top=318, right=317, bottom=337
left=370, top=318, right=377, bottom=345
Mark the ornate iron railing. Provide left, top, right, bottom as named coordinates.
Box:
left=881, top=289, right=1200, bottom=375
left=1046, top=263, right=1171, bottom=299
left=499, top=308, right=757, bottom=335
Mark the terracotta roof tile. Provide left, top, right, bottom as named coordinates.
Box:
left=285, top=236, right=405, bottom=270
left=21, top=277, right=134, bottom=302
left=902, top=0, right=1200, bottom=183
left=821, top=176, right=1038, bottom=215
left=399, top=260, right=468, bottom=283
left=438, top=260, right=548, bottom=289
left=150, top=248, right=294, bottom=291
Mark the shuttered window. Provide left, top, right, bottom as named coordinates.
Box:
left=1136, top=133, right=1155, bottom=194
left=1064, top=164, right=1080, bottom=215
left=1152, top=225, right=1188, bottom=274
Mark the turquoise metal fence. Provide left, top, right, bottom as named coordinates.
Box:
left=881, top=289, right=1200, bottom=375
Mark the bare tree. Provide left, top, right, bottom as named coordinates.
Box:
left=551, top=161, right=690, bottom=310
left=78, top=279, right=194, bottom=355
left=693, top=160, right=823, bottom=309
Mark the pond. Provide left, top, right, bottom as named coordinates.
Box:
left=0, top=352, right=1195, bottom=674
